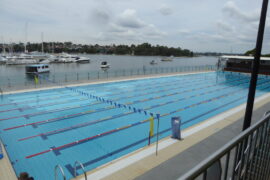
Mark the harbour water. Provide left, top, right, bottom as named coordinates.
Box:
left=0, top=55, right=218, bottom=91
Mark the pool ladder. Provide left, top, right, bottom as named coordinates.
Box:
left=74, top=161, right=87, bottom=180
left=54, top=161, right=87, bottom=180
left=55, top=165, right=66, bottom=180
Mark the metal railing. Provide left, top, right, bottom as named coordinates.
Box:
left=0, top=65, right=217, bottom=92
left=179, top=111, right=270, bottom=180
left=74, top=160, right=87, bottom=180
left=54, top=165, right=66, bottom=180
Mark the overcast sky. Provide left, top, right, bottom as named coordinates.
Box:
left=0, top=0, right=269, bottom=53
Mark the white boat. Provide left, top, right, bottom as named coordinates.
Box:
left=161, top=56, right=173, bottom=61
left=0, top=55, right=7, bottom=64
left=101, top=61, right=110, bottom=68
left=74, top=56, right=90, bottom=63
left=6, top=52, right=50, bottom=65
left=25, top=64, right=50, bottom=74
left=41, top=53, right=90, bottom=63
left=150, top=60, right=158, bottom=65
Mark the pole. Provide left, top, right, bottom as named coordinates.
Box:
left=155, top=114, right=160, bottom=156
left=242, top=0, right=269, bottom=131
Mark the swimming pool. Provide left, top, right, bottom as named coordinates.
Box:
left=0, top=71, right=270, bottom=180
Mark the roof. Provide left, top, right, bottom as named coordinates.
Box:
left=220, top=55, right=270, bottom=61
left=25, top=64, right=49, bottom=67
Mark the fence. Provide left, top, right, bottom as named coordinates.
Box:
left=0, top=65, right=217, bottom=92
left=179, top=111, right=270, bottom=180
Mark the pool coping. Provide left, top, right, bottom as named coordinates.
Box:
left=0, top=141, right=18, bottom=180
left=73, top=91, right=270, bottom=180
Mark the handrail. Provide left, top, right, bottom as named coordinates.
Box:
left=74, top=160, right=87, bottom=180
left=178, top=112, right=270, bottom=180
left=54, top=164, right=66, bottom=180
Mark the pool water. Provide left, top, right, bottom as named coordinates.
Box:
left=0, top=71, right=270, bottom=180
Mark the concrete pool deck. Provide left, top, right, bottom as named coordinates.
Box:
left=0, top=71, right=268, bottom=180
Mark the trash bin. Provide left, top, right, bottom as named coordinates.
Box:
left=171, top=117, right=181, bottom=140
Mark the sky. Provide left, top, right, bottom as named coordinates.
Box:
left=0, top=0, right=269, bottom=53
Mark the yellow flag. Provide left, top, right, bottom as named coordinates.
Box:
left=150, top=116, right=154, bottom=137
left=34, top=75, right=39, bottom=84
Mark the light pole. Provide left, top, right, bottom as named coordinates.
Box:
left=242, top=0, right=269, bottom=131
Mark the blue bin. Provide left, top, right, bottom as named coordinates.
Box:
left=171, top=117, right=181, bottom=140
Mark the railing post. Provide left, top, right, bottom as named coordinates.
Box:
left=54, top=165, right=66, bottom=180
left=74, top=161, right=87, bottom=180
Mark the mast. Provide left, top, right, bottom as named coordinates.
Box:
left=1, top=36, right=6, bottom=54
left=41, top=32, right=44, bottom=54
left=24, top=22, right=28, bottom=53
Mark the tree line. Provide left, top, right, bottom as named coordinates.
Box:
left=1, top=42, right=193, bottom=57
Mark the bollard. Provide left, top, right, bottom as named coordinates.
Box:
left=88, top=72, right=90, bottom=80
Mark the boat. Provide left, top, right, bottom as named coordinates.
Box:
left=0, top=55, right=7, bottom=64
left=101, top=61, right=110, bottom=68
left=6, top=52, right=50, bottom=65
left=25, top=64, right=50, bottom=74
left=74, top=56, right=90, bottom=63
left=161, top=56, right=173, bottom=61
left=218, top=55, right=270, bottom=74
left=50, top=53, right=89, bottom=63
left=150, top=60, right=158, bottom=65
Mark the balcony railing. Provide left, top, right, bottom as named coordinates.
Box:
left=179, top=111, right=270, bottom=180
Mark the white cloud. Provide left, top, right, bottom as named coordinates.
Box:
left=0, top=0, right=266, bottom=52
left=116, top=9, right=146, bottom=28
left=223, top=1, right=260, bottom=22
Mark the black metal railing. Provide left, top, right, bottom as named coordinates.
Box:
left=179, top=112, right=270, bottom=180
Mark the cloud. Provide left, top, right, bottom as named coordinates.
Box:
left=158, top=4, right=173, bottom=16
left=116, top=9, right=146, bottom=28
left=90, top=9, right=110, bottom=25
left=223, top=1, right=260, bottom=22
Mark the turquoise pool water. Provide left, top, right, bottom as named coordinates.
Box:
left=0, top=71, right=270, bottom=180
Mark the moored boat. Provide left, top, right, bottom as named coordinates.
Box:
left=101, top=61, right=110, bottom=68
left=25, top=64, right=50, bottom=74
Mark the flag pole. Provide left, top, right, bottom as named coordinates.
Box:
left=155, top=114, right=160, bottom=156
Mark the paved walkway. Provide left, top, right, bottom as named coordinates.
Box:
left=135, top=101, right=270, bottom=180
